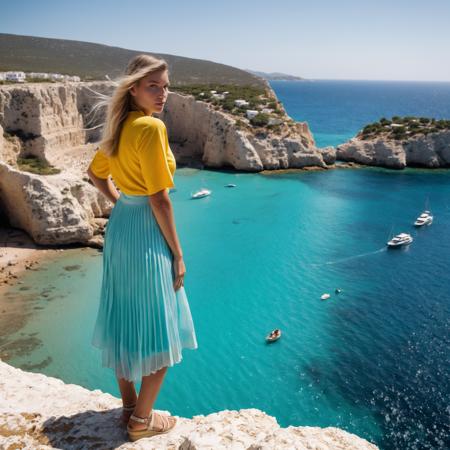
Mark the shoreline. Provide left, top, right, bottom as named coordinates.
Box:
left=0, top=226, right=77, bottom=292
left=0, top=227, right=98, bottom=363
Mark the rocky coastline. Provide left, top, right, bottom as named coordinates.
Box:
left=336, top=130, right=450, bottom=169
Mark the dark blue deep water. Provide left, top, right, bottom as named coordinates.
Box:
left=270, top=79, right=450, bottom=147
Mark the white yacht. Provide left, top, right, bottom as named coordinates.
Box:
left=387, top=232, right=413, bottom=248
left=191, top=188, right=211, bottom=199
left=414, top=210, right=433, bottom=227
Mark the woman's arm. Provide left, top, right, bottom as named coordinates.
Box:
left=148, top=189, right=185, bottom=291
left=87, top=168, right=121, bottom=204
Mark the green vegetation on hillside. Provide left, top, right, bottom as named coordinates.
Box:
left=359, top=116, right=450, bottom=141
left=3, top=130, right=60, bottom=174
left=17, top=155, right=60, bottom=175
left=0, top=33, right=265, bottom=87
left=170, top=83, right=287, bottom=131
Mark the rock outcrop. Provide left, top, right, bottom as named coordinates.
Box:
left=159, top=89, right=330, bottom=171
left=0, top=161, right=111, bottom=245
left=0, top=359, right=379, bottom=449
left=336, top=130, right=450, bottom=169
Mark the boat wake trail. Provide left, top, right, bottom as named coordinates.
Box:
left=308, top=247, right=387, bottom=267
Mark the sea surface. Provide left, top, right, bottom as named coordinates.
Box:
left=2, top=80, right=450, bottom=450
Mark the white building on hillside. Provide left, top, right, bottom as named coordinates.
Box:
left=1, top=71, right=81, bottom=83
left=28, top=72, right=50, bottom=79
left=5, top=71, right=26, bottom=82
left=246, top=109, right=258, bottom=119
left=235, top=99, right=249, bottom=107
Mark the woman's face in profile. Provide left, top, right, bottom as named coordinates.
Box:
left=130, top=69, right=170, bottom=115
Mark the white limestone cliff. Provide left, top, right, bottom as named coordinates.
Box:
left=336, top=131, right=450, bottom=169
left=0, top=161, right=111, bottom=245
left=0, top=81, right=331, bottom=172
left=159, top=89, right=330, bottom=171
left=0, top=359, right=379, bottom=449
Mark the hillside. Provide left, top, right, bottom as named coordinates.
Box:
left=0, top=33, right=265, bottom=87
left=245, top=69, right=305, bottom=81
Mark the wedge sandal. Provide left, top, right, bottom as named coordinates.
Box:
left=127, top=410, right=177, bottom=442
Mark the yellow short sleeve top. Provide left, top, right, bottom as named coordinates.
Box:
left=87, top=110, right=176, bottom=195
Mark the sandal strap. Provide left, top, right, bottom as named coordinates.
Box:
left=123, top=404, right=136, bottom=411
left=160, top=414, right=168, bottom=431
left=151, top=411, right=171, bottom=432
left=129, top=411, right=174, bottom=432
left=130, top=413, right=148, bottom=424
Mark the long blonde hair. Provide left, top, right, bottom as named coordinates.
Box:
left=87, top=54, right=169, bottom=157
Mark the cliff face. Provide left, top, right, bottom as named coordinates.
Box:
left=336, top=131, right=450, bottom=169
left=0, top=359, right=379, bottom=449
left=0, top=82, right=110, bottom=164
left=160, top=87, right=327, bottom=171
left=0, top=81, right=330, bottom=172
left=0, top=159, right=110, bottom=245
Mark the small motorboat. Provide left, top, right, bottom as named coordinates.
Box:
left=387, top=232, right=413, bottom=248
left=321, top=293, right=331, bottom=300
left=414, top=210, right=433, bottom=227
left=225, top=183, right=237, bottom=188
left=191, top=188, right=211, bottom=199
left=335, top=288, right=342, bottom=294
left=266, top=328, right=281, bottom=342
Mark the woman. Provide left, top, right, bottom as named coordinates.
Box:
left=87, top=54, right=198, bottom=442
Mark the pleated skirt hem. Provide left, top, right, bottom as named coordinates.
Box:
left=92, top=336, right=198, bottom=382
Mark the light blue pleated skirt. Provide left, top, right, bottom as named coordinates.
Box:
left=91, top=192, right=198, bottom=382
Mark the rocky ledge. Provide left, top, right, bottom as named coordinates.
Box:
left=0, top=359, right=378, bottom=449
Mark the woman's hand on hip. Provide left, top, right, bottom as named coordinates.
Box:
left=172, top=255, right=186, bottom=291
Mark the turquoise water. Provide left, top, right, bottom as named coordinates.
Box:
left=4, top=166, right=450, bottom=449
left=3, top=80, right=450, bottom=449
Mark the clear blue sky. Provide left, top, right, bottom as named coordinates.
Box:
left=2, top=0, right=450, bottom=82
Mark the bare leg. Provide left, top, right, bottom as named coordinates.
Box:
left=117, top=377, right=138, bottom=407
left=117, top=377, right=138, bottom=424
left=128, top=365, right=175, bottom=430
